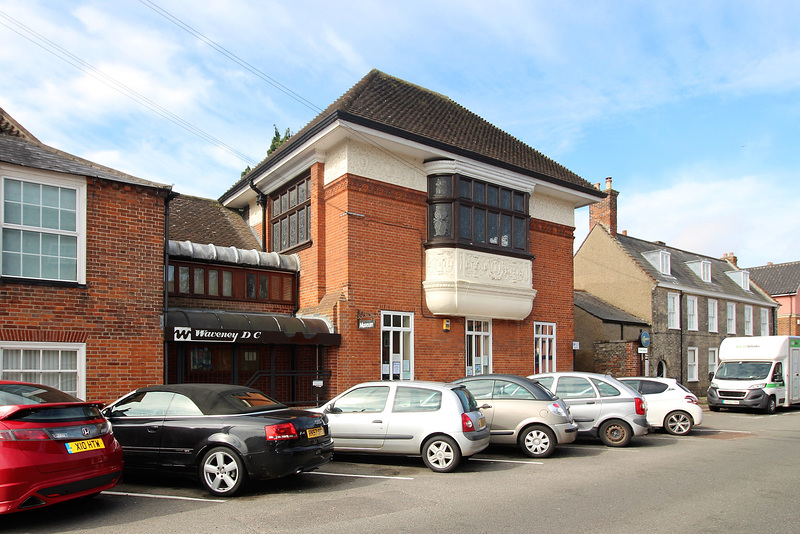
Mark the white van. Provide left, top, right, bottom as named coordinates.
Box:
left=708, top=336, right=800, bottom=413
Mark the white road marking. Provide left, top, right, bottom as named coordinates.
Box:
left=104, top=491, right=225, bottom=503
left=306, top=471, right=414, bottom=480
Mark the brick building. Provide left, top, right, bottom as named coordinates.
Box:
left=0, top=107, right=172, bottom=403
left=217, top=70, right=604, bottom=399
left=574, top=178, right=777, bottom=395
left=747, top=261, right=800, bottom=336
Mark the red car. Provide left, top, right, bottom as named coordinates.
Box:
left=0, top=381, right=124, bottom=514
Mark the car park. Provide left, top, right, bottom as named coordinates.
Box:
left=529, top=372, right=650, bottom=447
left=103, top=383, right=333, bottom=496
left=315, top=381, right=490, bottom=472
left=0, top=381, right=124, bottom=515
left=453, top=374, right=578, bottom=458
left=618, top=377, right=702, bottom=435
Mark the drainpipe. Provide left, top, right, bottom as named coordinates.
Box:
left=249, top=179, right=268, bottom=252
left=163, top=190, right=180, bottom=385
left=678, top=290, right=684, bottom=383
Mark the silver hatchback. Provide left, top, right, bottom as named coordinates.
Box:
left=529, top=372, right=650, bottom=447
left=315, top=381, right=490, bottom=472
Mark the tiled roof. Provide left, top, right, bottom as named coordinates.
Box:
left=0, top=108, right=168, bottom=191
left=169, top=195, right=261, bottom=250
left=747, top=261, right=800, bottom=296
left=222, top=69, right=600, bottom=201
left=574, top=290, right=649, bottom=325
left=613, top=230, right=775, bottom=305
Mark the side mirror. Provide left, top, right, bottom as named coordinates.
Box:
left=325, top=404, right=342, bottom=414
left=707, top=372, right=715, bottom=382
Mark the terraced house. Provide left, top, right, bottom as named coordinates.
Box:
left=213, top=70, right=604, bottom=400
left=574, top=178, right=777, bottom=396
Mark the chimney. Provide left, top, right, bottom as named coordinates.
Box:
left=721, top=252, right=738, bottom=267
left=589, top=176, right=619, bottom=236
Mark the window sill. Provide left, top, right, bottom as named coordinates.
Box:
left=1, top=276, right=86, bottom=289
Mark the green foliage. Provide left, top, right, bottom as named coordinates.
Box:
left=267, top=124, right=293, bottom=156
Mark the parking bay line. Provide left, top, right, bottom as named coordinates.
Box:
left=306, top=471, right=415, bottom=480
left=104, top=491, right=226, bottom=503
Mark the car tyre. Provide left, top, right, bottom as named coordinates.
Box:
left=664, top=410, right=693, bottom=435
left=422, top=435, right=461, bottom=473
left=518, top=425, right=556, bottom=458
left=598, top=419, right=632, bottom=447
left=765, top=396, right=777, bottom=414
left=200, top=446, right=247, bottom=496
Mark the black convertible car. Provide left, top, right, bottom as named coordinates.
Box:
left=103, top=384, right=333, bottom=496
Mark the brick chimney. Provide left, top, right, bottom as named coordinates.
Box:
left=721, top=252, right=738, bottom=267
left=589, top=177, right=619, bottom=236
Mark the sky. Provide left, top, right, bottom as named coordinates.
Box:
left=1, top=0, right=798, bottom=269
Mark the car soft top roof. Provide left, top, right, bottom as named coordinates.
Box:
left=136, top=383, right=286, bottom=415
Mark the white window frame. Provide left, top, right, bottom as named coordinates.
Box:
left=744, top=305, right=753, bottom=336
left=1, top=169, right=87, bottom=284
left=534, top=322, right=557, bottom=373
left=687, top=296, right=698, bottom=331
left=667, top=292, right=680, bottom=329
left=760, top=308, right=770, bottom=336
left=0, top=342, right=86, bottom=398
left=708, top=299, right=718, bottom=333
left=701, top=260, right=712, bottom=282
left=660, top=250, right=671, bottom=275
left=708, top=347, right=718, bottom=377
left=380, top=311, right=414, bottom=381
left=727, top=302, right=736, bottom=334
left=465, top=319, right=492, bottom=376
left=687, top=347, right=699, bottom=382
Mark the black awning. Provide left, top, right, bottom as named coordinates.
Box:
left=166, top=310, right=341, bottom=346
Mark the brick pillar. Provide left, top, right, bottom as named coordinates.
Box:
left=589, top=177, right=619, bottom=236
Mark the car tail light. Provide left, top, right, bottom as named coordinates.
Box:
left=685, top=395, right=699, bottom=405
left=0, top=430, right=14, bottom=441
left=635, top=397, right=646, bottom=416
left=265, top=422, right=298, bottom=441
left=461, top=413, right=475, bottom=433
left=11, top=429, right=51, bottom=440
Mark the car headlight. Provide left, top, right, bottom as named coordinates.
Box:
left=749, top=383, right=767, bottom=390
left=548, top=402, right=568, bottom=418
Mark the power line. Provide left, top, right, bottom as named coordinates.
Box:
left=0, top=10, right=258, bottom=166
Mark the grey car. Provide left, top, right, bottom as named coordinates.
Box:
left=314, top=381, right=490, bottom=472
left=529, top=372, right=650, bottom=447
left=454, top=374, right=578, bottom=458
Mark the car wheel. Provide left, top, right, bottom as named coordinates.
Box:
left=422, top=435, right=462, bottom=473
left=200, top=446, right=247, bottom=496
left=598, top=420, right=632, bottom=447
left=519, top=425, right=556, bottom=458
left=709, top=405, right=720, bottom=412
left=765, top=396, right=777, bottom=414
left=664, top=410, right=693, bottom=435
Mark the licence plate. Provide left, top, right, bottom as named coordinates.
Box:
left=65, top=438, right=105, bottom=454
left=307, top=427, right=325, bottom=439
left=722, top=400, right=740, bottom=405
left=479, top=417, right=486, bottom=428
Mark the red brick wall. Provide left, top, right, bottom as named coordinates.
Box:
left=295, top=171, right=578, bottom=397
left=1, top=177, right=166, bottom=403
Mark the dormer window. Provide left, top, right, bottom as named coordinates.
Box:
left=701, top=260, right=712, bottom=282
left=660, top=251, right=671, bottom=276
left=642, top=249, right=672, bottom=276
left=725, top=270, right=751, bottom=291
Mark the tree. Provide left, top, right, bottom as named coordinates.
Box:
left=268, top=124, right=292, bottom=156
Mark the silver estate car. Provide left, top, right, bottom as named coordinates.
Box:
left=529, top=372, right=650, bottom=447
left=453, top=374, right=578, bottom=458
left=315, top=381, right=490, bottom=472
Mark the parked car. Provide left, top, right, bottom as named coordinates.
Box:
left=0, top=381, right=124, bottom=515
left=452, top=374, right=577, bottom=458
left=103, top=383, right=333, bottom=496
left=618, top=377, right=703, bottom=436
left=315, top=381, right=490, bottom=472
left=528, top=372, right=650, bottom=447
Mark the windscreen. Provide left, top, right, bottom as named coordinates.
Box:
left=715, top=361, right=772, bottom=380
left=0, top=383, right=81, bottom=406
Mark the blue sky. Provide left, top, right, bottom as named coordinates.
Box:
left=1, top=0, right=798, bottom=268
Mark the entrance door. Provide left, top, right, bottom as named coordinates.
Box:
left=466, top=319, right=491, bottom=376
left=381, top=312, right=413, bottom=380
left=534, top=323, right=556, bottom=373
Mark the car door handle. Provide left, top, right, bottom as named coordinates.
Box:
left=372, top=420, right=383, bottom=424
left=585, top=401, right=596, bottom=405
left=147, top=425, right=160, bottom=433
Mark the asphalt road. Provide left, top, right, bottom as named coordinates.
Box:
left=5, top=407, right=800, bottom=534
